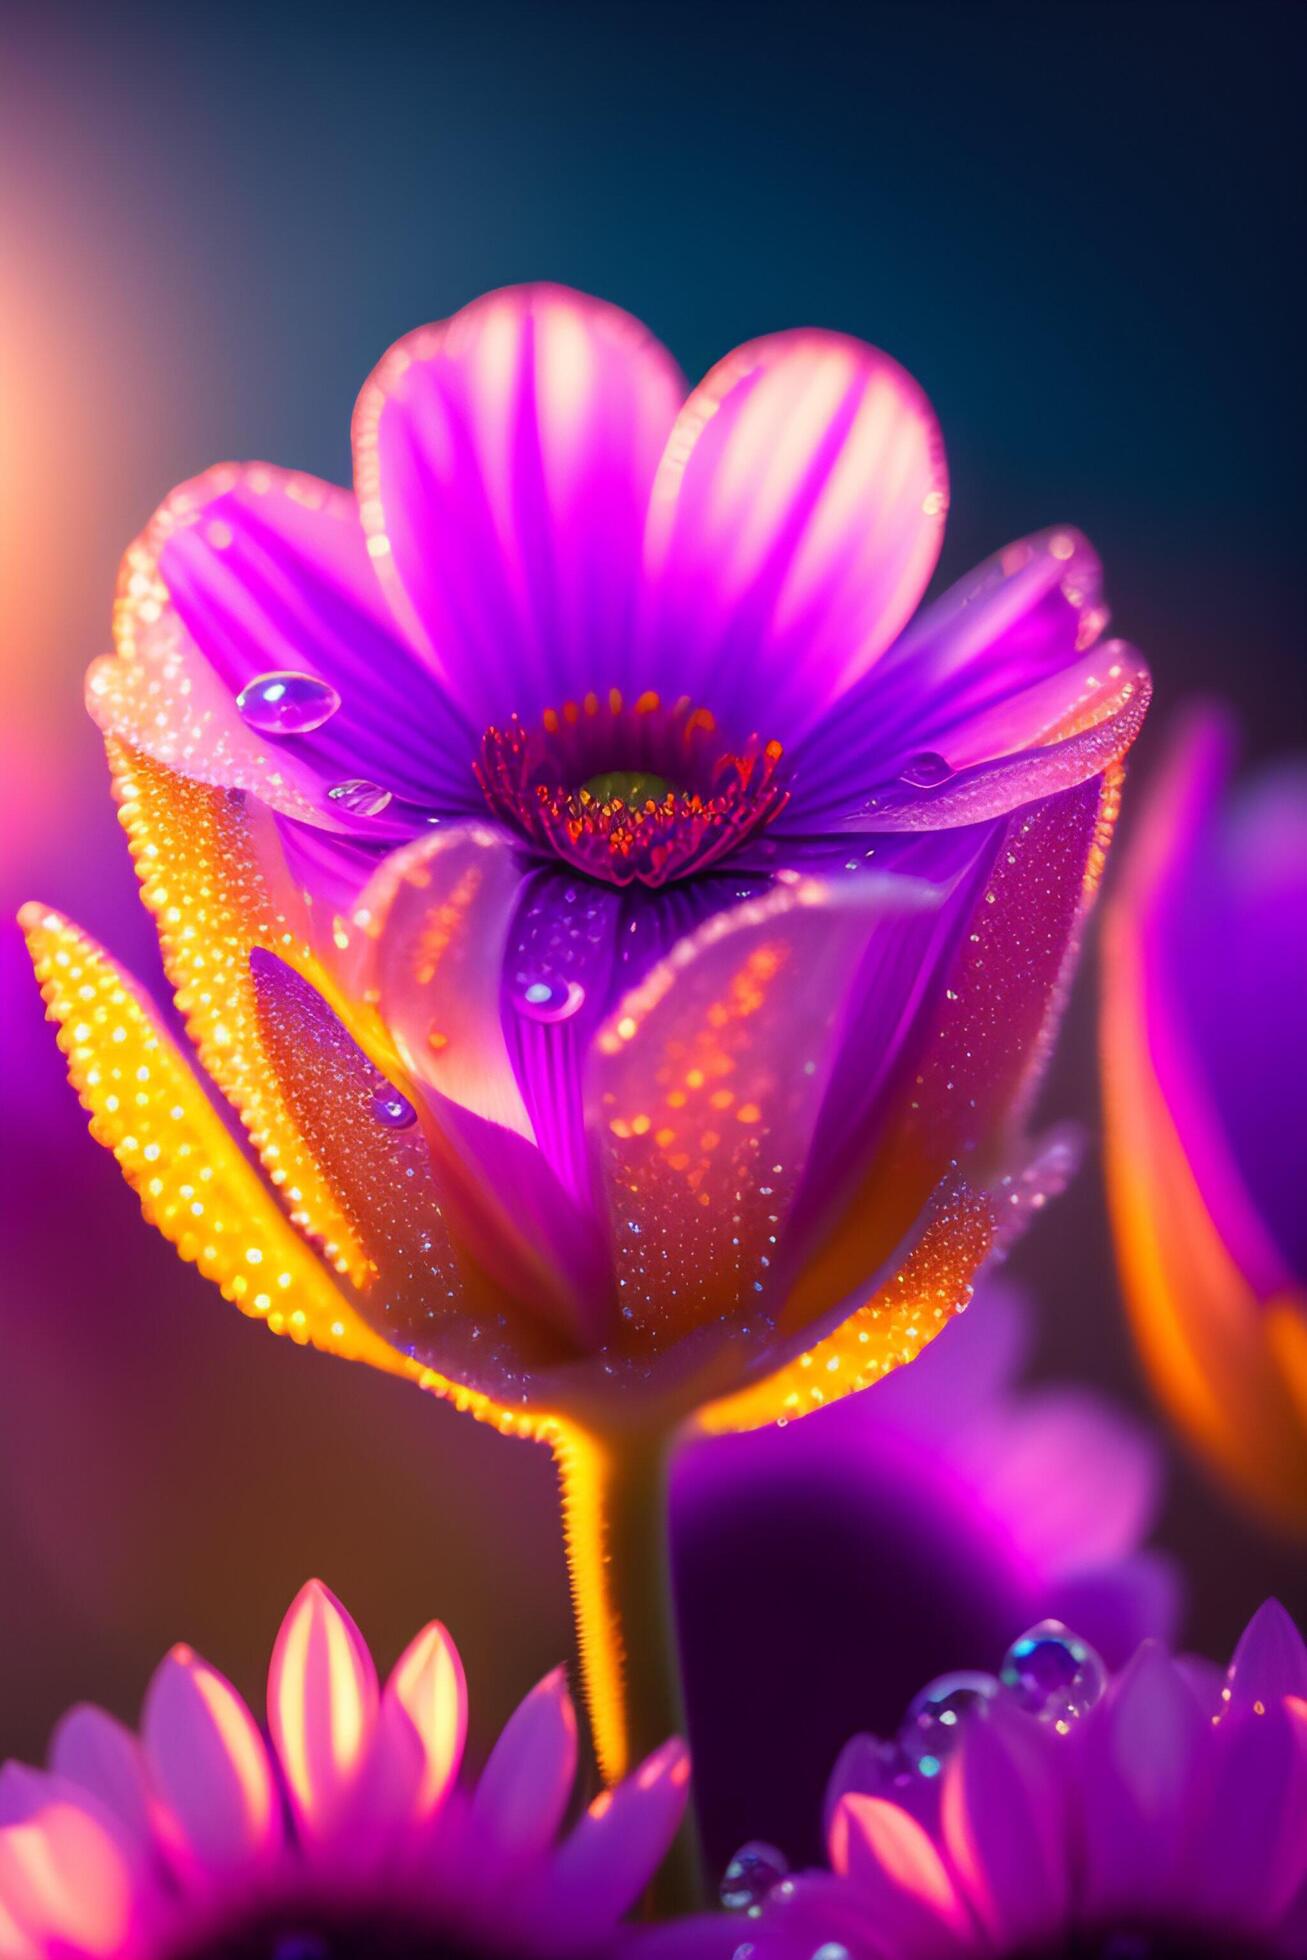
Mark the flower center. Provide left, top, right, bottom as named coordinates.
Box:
left=475, top=689, right=788, bottom=887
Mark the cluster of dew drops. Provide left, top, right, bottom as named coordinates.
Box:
left=718, top=1619, right=1108, bottom=1933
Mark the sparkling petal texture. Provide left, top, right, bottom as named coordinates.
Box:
left=742, top=1603, right=1307, bottom=1960
left=0, top=1586, right=689, bottom=1958
left=1103, top=711, right=1307, bottom=1530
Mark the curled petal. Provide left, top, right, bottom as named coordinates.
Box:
left=1223, top=1598, right=1307, bottom=1718
left=546, top=1738, right=690, bottom=1936
left=267, top=1581, right=379, bottom=1841
left=48, top=1707, right=153, bottom=1856
left=643, top=329, right=946, bottom=744
left=142, top=1645, right=281, bottom=1872
left=353, top=283, right=685, bottom=727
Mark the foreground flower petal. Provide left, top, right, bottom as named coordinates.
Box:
left=729, top=1600, right=1307, bottom=1960
left=0, top=1585, right=689, bottom=1959
left=1102, top=709, right=1307, bottom=1530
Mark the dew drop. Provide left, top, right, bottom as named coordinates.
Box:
left=370, top=1080, right=417, bottom=1129
left=900, top=751, right=954, bottom=789
left=899, top=1670, right=1000, bottom=1775
left=327, top=778, right=393, bottom=817
left=719, top=1841, right=789, bottom=1914
left=1000, top=1620, right=1106, bottom=1725
left=512, top=978, right=586, bottom=1023
left=236, top=671, right=341, bottom=735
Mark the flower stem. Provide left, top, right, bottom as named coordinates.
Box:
left=553, top=1418, right=703, bottom=1914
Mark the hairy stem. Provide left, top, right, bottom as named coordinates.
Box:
left=553, top=1419, right=703, bottom=1914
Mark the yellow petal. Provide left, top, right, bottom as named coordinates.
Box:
left=21, top=902, right=563, bottom=1445
left=21, top=903, right=410, bottom=1379
left=107, top=738, right=371, bottom=1282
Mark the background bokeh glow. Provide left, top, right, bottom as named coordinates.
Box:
left=2, top=0, right=1302, bottom=1815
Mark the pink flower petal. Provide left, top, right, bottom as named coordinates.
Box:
left=641, top=329, right=946, bottom=745
left=0, top=1804, right=135, bottom=1957
left=941, top=1703, right=1068, bottom=1951
left=1079, top=1640, right=1209, bottom=1921
left=90, top=464, right=468, bottom=833
left=1191, top=1697, right=1307, bottom=1931
left=1223, top=1598, right=1307, bottom=1718
left=142, top=1643, right=281, bottom=1874
left=470, top=1665, right=578, bottom=1863
left=267, top=1580, right=379, bottom=1841
left=829, top=1793, right=973, bottom=1952
left=385, top=1621, right=468, bottom=1819
left=48, top=1706, right=153, bottom=1854
left=354, top=283, right=685, bottom=729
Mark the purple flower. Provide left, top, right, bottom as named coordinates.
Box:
left=0, top=1580, right=689, bottom=1959
left=703, top=1600, right=1307, bottom=1959
left=30, top=281, right=1148, bottom=1428
left=23, top=282, right=1150, bottom=1799
left=1102, top=709, right=1307, bottom=1531
left=673, top=1279, right=1180, bottom=1866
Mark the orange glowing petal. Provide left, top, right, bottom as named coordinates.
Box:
left=19, top=905, right=417, bottom=1382
left=107, top=740, right=370, bottom=1281
left=832, top=1793, right=966, bottom=1929
left=0, top=1804, right=133, bottom=1956
left=268, top=1581, right=379, bottom=1835
left=387, top=1621, right=468, bottom=1816
left=142, top=1646, right=279, bottom=1868
left=1102, top=897, right=1307, bottom=1530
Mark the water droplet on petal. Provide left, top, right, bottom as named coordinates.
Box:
left=512, top=978, right=586, bottom=1023
left=900, top=751, right=953, bottom=789
left=370, top=1080, right=417, bottom=1129
left=236, top=671, right=341, bottom=735
left=719, top=1841, right=789, bottom=1914
left=899, top=1670, right=1000, bottom=1775
left=1001, top=1620, right=1106, bottom=1725
left=327, top=778, right=393, bottom=817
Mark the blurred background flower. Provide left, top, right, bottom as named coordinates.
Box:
left=1103, top=711, right=1307, bottom=1532
left=0, top=1579, right=689, bottom=1959
left=1, top=0, right=1303, bottom=1871
left=674, top=1279, right=1180, bottom=1867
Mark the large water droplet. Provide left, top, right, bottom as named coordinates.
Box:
left=719, top=1841, right=788, bottom=1914
left=899, top=1670, right=1000, bottom=1775
left=1000, top=1620, right=1106, bottom=1726
left=327, top=778, right=393, bottom=817
left=370, top=1080, right=417, bottom=1129
left=512, top=978, right=586, bottom=1023
left=236, top=671, right=341, bottom=735
left=900, top=751, right=953, bottom=789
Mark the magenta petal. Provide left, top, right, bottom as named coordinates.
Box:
left=547, top=1739, right=690, bottom=1937
left=642, top=329, right=946, bottom=745
left=92, top=463, right=474, bottom=832
left=942, top=1703, right=1068, bottom=1950
left=1079, top=1640, right=1208, bottom=1922
left=354, top=284, right=685, bottom=728
left=1223, top=1598, right=1307, bottom=1717
left=470, top=1666, right=578, bottom=1863
left=1193, top=1700, right=1307, bottom=1931
left=48, top=1706, right=153, bottom=1853
left=789, top=525, right=1106, bottom=828
left=142, top=1645, right=280, bottom=1872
